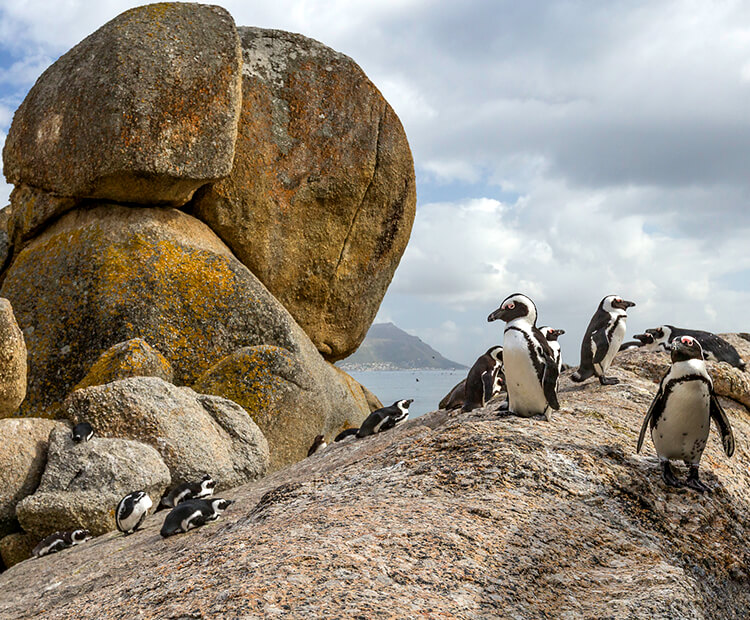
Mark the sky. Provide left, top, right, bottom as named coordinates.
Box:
left=2, top=1, right=750, bottom=366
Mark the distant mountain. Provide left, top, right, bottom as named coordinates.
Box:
left=338, top=322, right=467, bottom=370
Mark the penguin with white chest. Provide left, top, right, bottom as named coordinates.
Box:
left=462, top=346, right=504, bottom=412
left=334, top=399, right=413, bottom=441
left=637, top=336, right=735, bottom=492
left=487, top=293, right=560, bottom=419
left=32, top=529, right=91, bottom=558
left=160, top=474, right=215, bottom=509
left=643, top=325, right=746, bottom=370
left=571, top=295, right=635, bottom=385
left=539, top=327, right=565, bottom=373
left=116, top=491, right=153, bottom=535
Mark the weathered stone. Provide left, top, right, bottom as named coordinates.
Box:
left=0, top=298, right=26, bottom=417
left=192, top=27, right=416, bottom=361
left=328, top=364, right=375, bottom=414
left=1, top=365, right=749, bottom=617
left=0, top=206, right=10, bottom=270
left=7, top=185, right=78, bottom=251
left=74, top=338, right=173, bottom=391
left=2, top=3, right=242, bottom=206
left=0, top=418, right=68, bottom=538
left=0, top=205, right=365, bottom=437
left=61, top=377, right=269, bottom=487
left=0, top=532, right=37, bottom=569
left=16, top=427, right=170, bottom=538
left=358, top=381, right=384, bottom=413
left=193, top=348, right=369, bottom=471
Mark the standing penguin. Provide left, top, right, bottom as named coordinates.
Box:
left=462, top=346, right=504, bottom=412
left=116, top=491, right=153, bottom=535
left=539, top=327, right=565, bottom=373
left=571, top=295, right=635, bottom=385
left=487, top=293, right=560, bottom=419
left=637, top=336, right=735, bottom=491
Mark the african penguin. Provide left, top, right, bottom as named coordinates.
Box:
left=160, top=498, right=232, bottom=537
left=160, top=474, right=216, bottom=509
left=571, top=295, right=635, bottom=385
left=71, top=422, right=94, bottom=443
left=307, top=434, right=327, bottom=457
left=487, top=293, right=560, bottom=419
left=440, top=379, right=467, bottom=410
left=462, top=346, right=504, bottom=412
left=644, top=325, right=745, bottom=370
left=539, top=327, right=565, bottom=373
left=32, top=529, right=91, bottom=558
left=334, top=400, right=414, bottom=441
left=637, top=336, right=735, bottom=491
left=116, top=491, right=153, bottom=535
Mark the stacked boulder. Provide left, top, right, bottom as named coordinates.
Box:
left=0, top=2, right=415, bottom=564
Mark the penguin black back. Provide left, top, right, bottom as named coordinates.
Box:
left=646, top=325, right=745, bottom=370
left=462, top=346, right=503, bottom=412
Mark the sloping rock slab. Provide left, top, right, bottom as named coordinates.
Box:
left=193, top=27, right=416, bottom=361
left=1, top=366, right=749, bottom=617
left=16, top=427, right=170, bottom=538
left=2, top=3, right=241, bottom=206
left=62, top=377, right=269, bottom=488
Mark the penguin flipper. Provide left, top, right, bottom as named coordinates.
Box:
left=637, top=381, right=665, bottom=453
left=334, top=428, right=359, bottom=442
left=591, top=328, right=610, bottom=365
left=542, top=360, right=560, bottom=410
left=709, top=392, right=735, bottom=457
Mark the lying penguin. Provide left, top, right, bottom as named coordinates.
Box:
left=116, top=491, right=153, bottom=535
left=160, top=498, right=233, bottom=537
left=334, top=399, right=413, bottom=441
left=641, top=325, right=745, bottom=370
left=619, top=333, right=654, bottom=351
left=637, top=336, right=735, bottom=492
left=33, top=529, right=91, bottom=558
left=160, top=474, right=216, bottom=509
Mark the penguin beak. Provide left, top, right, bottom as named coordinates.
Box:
left=488, top=306, right=508, bottom=322
left=404, top=399, right=414, bottom=407
left=614, top=299, right=635, bottom=310
left=634, top=333, right=653, bottom=344
left=553, top=329, right=565, bottom=337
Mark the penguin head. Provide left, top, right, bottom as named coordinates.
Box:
left=397, top=399, right=414, bottom=410
left=71, top=422, right=94, bottom=443
left=485, top=345, right=503, bottom=361
left=210, top=498, right=233, bottom=514
left=670, top=335, right=704, bottom=362
left=69, top=529, right=92, bottom=545
left=602, top=295, right=636, bottom=313
left=201, top=474, right=216, bottom=490
left=633, top=332, right=654, bottom=345
left=539, top=326, right=565, bottom=341
left=488, top=293, right=537, bottom=325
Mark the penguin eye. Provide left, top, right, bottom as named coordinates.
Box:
left=682, top=336, right=692, bottom=345
left=506, top=302, right=515, bottom=310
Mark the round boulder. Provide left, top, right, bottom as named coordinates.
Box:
left=74, top=338, right=174, bottom=391
left=61, top=377, right=269, bottom=487
left=0, top=418, right=69, bottom=538
left=0, top=297, right=27, bottom=417
left=192, top=27, right=416, bottom=361
left=16, top=427, right=171, bottom=537
left=2, top=3, right=242, bottom=206
left=0, top=204, right=367, bottom=438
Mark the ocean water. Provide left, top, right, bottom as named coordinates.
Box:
left=347, top=369, right=466, bottom=419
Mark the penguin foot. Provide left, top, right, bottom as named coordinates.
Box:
left=660, top=461, right=684, bottom=488
left=496, top=400, right=509, bottom=412
left=686, top=466, right=710, bottom=493
left=598, top=375, right=620, bottom=386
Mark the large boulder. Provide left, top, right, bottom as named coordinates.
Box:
left=193, top=347, right=369, bottom=470
left=0, top=298, right=27, bottom=417
left=0, top=206, right=10, bottom=269
left=0, top=419, right=68, bottom=538
left=16, top=427, right=170, bottom=538
left=0, top=205, right=368, bottom=444
left=74, top=338, right=173, bottom=391
left=192, top=27, right=416, bottom=361
left=61, top=377, right=269, bottom=487
left=0, top=532, right=37, bottom=569
left=2, top=3, right=242, bottom=207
